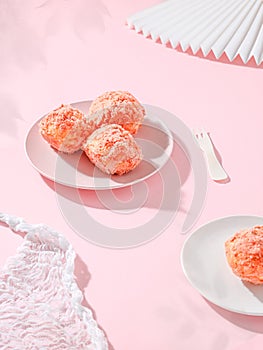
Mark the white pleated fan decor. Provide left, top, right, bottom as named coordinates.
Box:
left=127, top=0, right=263, bottom=65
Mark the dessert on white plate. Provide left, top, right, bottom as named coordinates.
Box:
left=225, top=225, right=263, bottom=285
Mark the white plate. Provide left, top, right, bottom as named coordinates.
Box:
left=25, top=101, right=173, bottom=190
left=181, top=215, right=263, bottom=315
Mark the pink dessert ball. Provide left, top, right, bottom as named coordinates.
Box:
left=225, top=226, right=263, bottom=285
left=88, top=90, right=145, bottom=134
left=39, top=104, right=92, bottom=154
left=82, top=124, right=142, bottom=175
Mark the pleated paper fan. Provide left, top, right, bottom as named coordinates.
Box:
left=127, top=0, right=263, bottom=65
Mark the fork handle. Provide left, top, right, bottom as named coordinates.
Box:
left=204, top=151, right=228, bottom=181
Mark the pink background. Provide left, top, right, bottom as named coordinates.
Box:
left=1, top=1, right=263, bottom=349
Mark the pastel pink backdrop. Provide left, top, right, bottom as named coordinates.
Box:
left=0, top=1, right=263, bottom=349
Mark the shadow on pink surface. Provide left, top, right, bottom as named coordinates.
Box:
left=74, top=254, right=116, bottom=350
left=40, top=136, right=190, bottom=212
left=205, top=299, right=263, bottom=333
left=0, top=0, right=109, bottom=74
left=0, top=94, right=23, bottom=138
left=39, top=149, right=188, bottom=247
left=0, top=1, right=46, bottom=72
left=37, top=0, right=110, bottom=40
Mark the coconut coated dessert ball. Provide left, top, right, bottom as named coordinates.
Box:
left=88, top=90, right=145, bottom=134
left=225, top=226, right=263, bottom=285
left=83, top=124, right=142, bottom=175
left=39, top=104, right=92, bottom=154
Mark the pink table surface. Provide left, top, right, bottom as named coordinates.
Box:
left=1, top=1, right=263, bottom=349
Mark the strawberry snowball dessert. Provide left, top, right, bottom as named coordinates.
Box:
left=83, top=124, right=142, bottom=175
left=225, top=226, right=263, bottom=285
left=39, top=104, right=92, bottom=153
left=88, top=90, right=145, bottom=134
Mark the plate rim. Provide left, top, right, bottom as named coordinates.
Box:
left=180, top=214, right=263, bottom=316
left=24, top=101, right=174, bottom=190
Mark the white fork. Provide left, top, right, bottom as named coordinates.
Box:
left=193, top=129, right=228, bottom=181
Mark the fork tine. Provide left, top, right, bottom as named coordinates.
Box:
left=194, top=128, right=202, bottom=139
left=201, top=128, right=207, bottom=136
left=192, top=129, right=199, bottom=141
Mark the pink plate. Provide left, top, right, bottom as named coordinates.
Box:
left=25, top=101, right=173, bottom=190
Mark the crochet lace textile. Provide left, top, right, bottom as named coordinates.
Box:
left=0, top=213, right=108, bottom=350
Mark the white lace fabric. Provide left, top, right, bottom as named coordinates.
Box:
left=0, top=213, right=108, bottom=350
